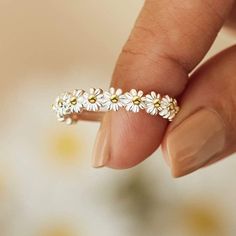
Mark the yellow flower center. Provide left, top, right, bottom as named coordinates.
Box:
left=88, top=95, right=97, bottom=104
left=132, top=96, right=141, bottom=105
left=70, top=96, right=77, bottom=105
left=169, top=103, right=174, bottom=110
left=153, top=99, right=160, bottom=108
left=58, top=99, right=64, bottom=108
left=110, top=95, right=118, bottom=103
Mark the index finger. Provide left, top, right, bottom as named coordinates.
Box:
left=92, top=0, right=234, bottom=168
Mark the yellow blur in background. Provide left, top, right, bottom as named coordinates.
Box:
left=0, top=0, right=236, bottom=236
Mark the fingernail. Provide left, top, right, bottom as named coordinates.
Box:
left=92, top=114, right=110, bottom=168
left=166, top=109, right=226, bottom=177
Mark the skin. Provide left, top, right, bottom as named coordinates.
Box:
left=88, top=0, right=236, bottom=177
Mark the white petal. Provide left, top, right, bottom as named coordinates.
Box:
left=150, top=91, right=156, bottom=98
left=96, top=101, right=102, bottom=107
left=139, top=102, right=145, bottom=109
left=62, top=93, right=70, bottom=100
left=116, top=88, right=122, bottom=96
left=121, top=98, right=130, bottom=105
left=161, top=97, right=169, bottom=104
left=130, top=89, right=137, bottom=96
left=112, top=104, right=119, bottom=111
left=133, top=105, right=139, bottom=113
left=117, top=101, right=123, bottom=108
left=108, top=104, right=113, bottom=110
left=74, top=89, right=83, bottom=97
left=56, top=112, right=64, bottom=118
left=105, top=103, right=110, bottom=111
left=161, top=100, right=169, bottom=108
left=77, top=96, right=84, bottom=103
left=87, top=103, right=93, bottom=111
left=103, top=100, right=110, bottom=106
left=89, top=88, right=95, bottom=94
left=163, top=111, right=171, bottom=119
left=110, top=87, right=115, bottom=94
left=159, top=109, right=168, bottom=116
left=168, top=112, right=175, bottom=120
left=83, top=92, right=89, bottom=99
left=65, top=117, right=73, bottom=125
left=125, top=103, right=133, bottom=111
left=146, top=103, right=154, bottom=109
left=125, top=93, right=133, bottom=100
left=72, top=89, right=78, bottom=96
left=104, top=91, right=111, bottom=97
left=74, top=105, right=82, bottom=113
left=97, top=94, right=104, bottom=100
left=57, top=117, right=65, bottom=122
left=73, top=107, right=79, bottom=113
left=94, top=88, right=102, bottom=96
left=148, top=107, right=158, bottom=115
left=141, top=97, right=146, bottom=102
left=137, top=90, right=143, bottom=97
left=145, top=94, right=153, bottom=101
left=151, top=109, right=158, bottom=115
left=145, top=101, right=152, bottom=106
left=92, top=104, right=97, bottom=111
left=146, top=106, right=154, bottom=113
left=165, top=95, right=172, bottom=102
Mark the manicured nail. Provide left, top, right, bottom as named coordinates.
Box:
left=166, top=109, right=226, bottom=177
left=92, top=114, right=110, bottom=168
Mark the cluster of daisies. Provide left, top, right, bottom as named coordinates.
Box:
left=52, top=88, right=179, bottom=124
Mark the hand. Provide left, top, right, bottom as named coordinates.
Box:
left=92, top=0, right=236, bottom=177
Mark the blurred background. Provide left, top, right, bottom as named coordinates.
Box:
left=0, top=0, right=236, bottom=235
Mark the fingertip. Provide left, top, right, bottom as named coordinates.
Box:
left=105, top=110, right=167, bottom=169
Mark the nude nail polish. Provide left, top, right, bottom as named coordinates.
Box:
left=166, top=109, right=226, bottom=177
left=92, top=114, right=110, bottom=168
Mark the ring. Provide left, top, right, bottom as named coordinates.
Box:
left=52, top=88, right=180, bottom=124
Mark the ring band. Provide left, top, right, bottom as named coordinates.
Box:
left=52, top=88, right=180, bottom=124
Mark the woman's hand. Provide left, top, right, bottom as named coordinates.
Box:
left=92, top=0, right=236, bottom=177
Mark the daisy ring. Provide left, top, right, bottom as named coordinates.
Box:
left=52, top=87, right=180, bottom=124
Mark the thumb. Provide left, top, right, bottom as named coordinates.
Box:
left=162, top=45, right=236, bottom=177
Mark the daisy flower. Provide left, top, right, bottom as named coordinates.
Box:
left=83, top=88, right=104, bottom=112
left=159, top=95, right=179, bottom=121
left=102, top=87, right=124, bottom=111
left=145, top=91, right=162, bottom=115
left=68, top=89, right=84, bottom=113
left=122, top=89, right=145, bottom=113
left=52, top=92, right=72, bottom=121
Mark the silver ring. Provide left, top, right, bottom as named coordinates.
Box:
left=52, top=88, right=180, bottom=124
